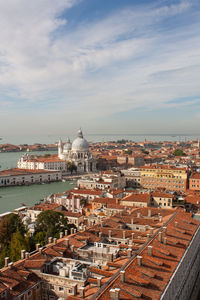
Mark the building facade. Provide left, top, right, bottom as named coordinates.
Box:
left=140, top=165, right=188, bottom=192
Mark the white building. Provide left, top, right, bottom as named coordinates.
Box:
left=58, top=129, right=96, bottom=173
left=18, top=129, right=96, bottom=174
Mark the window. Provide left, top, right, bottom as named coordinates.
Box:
left=59, top=287, right=64, bottom=291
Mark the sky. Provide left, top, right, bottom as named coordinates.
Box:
left=0, top=0, right=200, bottom=136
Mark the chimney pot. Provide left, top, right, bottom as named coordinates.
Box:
left=25, top=252, right=29, bottom=259
left=120, top=270, right=125, bottom=282
left=163, top=237, right=167, bottom=245
left=8, top=262, right=13, bottom=269
left=65, top=229, right=68, bottom=236
left=65, top=238, right=69, bottom=248
left=175, top=221, right=178, bottom=227
left=123, top=231, right=126, bottom=239
left=79, top=287, right=85, bottom=298
left=148, top=246, right=153, bottom=256
left=60, top=232, right=64, bottom=239
left=158, top=232, right=162, bottom=243
left=21, top=250, right=26, bottom=260
left=48, top=237, right=53, bottom=244
left=4, top=257, right=10, bottom=267
left=53, top=238, right=57, bottom=244
left=97, top=278, right=101, bottom=287
left=36, top=243, right=40, bottom=250
left=137, top=255, right=142, bottom=266
left=148, top=209, right=152, bottom=217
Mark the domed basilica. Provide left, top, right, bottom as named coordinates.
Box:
left=58, top=129, right=96, bottom=173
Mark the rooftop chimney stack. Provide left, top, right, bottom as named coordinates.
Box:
left=25, top=252, right=29, bottom=259
left=137, top=255, right=142, bottom=266
left=148, top=209, right=152, bottom=217
left=163, top=237, right=167, bottom=245
left=109, top=288, right=120, bottom=300
left=65, top=238, right=69, bottom=248
left=21, top=250, right=26, bottom=260
left=65, top=229, right=68, bottom=236
left=120, top=270, right=125, bottom=282
left=108, top=230, right=112, bottom=239
left=53, top=238, right=57, bottom=245
left=8, top=262, right=13, bottom=269
left=123, top=231, right=126, bottom=239
left=4, top=257, right=10, bottom=267
left=36, top=243, right=40, bottom=250
left=60, top=232, right=64, bottom=239
left=158, top=232, right=162, bottom=243
left=148, top=246, right=153, bottom=256
left=48, top=237, right=53, bottom=244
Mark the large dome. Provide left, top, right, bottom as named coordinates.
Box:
left=72, top=129, right=89, bottom=151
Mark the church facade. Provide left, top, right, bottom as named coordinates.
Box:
left=58, top=129, right=96, bottom=173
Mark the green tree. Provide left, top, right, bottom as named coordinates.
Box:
left=34, top=210, right=69, bottom=244
left=10, top=230, right=29, bottom=262
left=124, top=149, right=132, bottom=155
left=173, top=149, right=186, bottom=156
left=66, top=161, right=77, bottom=174
left=0, top=214, right=26, bottom=248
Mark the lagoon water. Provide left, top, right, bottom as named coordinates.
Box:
left=0, top=180, right=77, bottom=214
left=0, top=133, right=200, bottom=214
left=0, top=150, right=76, bottom=214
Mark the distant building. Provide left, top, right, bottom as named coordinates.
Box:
left=0, top=168, right=61, bottom=187
left=140, top=165, right=188, bottom=192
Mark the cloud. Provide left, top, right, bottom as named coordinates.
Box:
left=0, top=0, right=200, bottom=134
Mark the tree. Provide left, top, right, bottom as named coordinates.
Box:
left=0, top=214, right=26, bottom=248
left=173, top=149, right=186, bottom=156
left=34, top=210, right=69, bottom=244
left=124, top=150, right=132, bottom=155
left=10, top=230, right=29, bottom=262
left=66, top=161, right=77, bottom=174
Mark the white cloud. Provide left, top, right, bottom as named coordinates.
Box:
left=0, top=0, right=200, bottom=134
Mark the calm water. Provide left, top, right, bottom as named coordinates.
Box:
left=0, top=180, right=77, bottom=214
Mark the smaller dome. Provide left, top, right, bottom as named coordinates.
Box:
left=63, top=138, right=71, bottom=151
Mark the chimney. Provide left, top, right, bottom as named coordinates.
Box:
left=70, top=228, right=74, bottom=235
left=79, top=287, right=85, bottom=298
left=48, top=237, right=53, bottom=244
left=137, top=212, right=141, bottom=218
left=97, top=278, right=101, bottom=287
left=148, top=209, right=152, bottom=217
left=8, top=262, right=13, bottom=269
left=39, top=247, right=43, bottom=254
left=163, top=237, right=167, bottom=245
left=137, top=256, right=142, bottom=266
left=72, top=284, right=77, bottom=296
left=25, top=252, right=29, bottom=259
left=127, top=248, right=132, bottom=258
left=145, top=225, right=148, bottom=231
left=71, top=245, right=75, bottom=252
left=131, top=218, right=134, bottom=225
left=175, top=221, right=178, bottom=227
left=120, top=270, right=125, bottom=282
left=148, top=246, right=153, bottom=256
left=21, top=250, right=26, bottom=260
left=60, top=232, right=64, bottom=239
left=163, top=226, right=167, bottom=236
left=109, top=288, right=120, bottom=300
left=108, top=230, right=112, bottom=239
left=65, top=229, right=68, bottom=236
left=4, top=257, right=10, bottom=267
left=147, top=233, right=150, bottom=238
left=74, top=228, right=77, bottom=234
left=53, top=238, right=57, bottom=245
left=158, top=232, right=162, bottom=243
left=65, top=238, right=69, bottom=248
left=123, top=231, right=126, bottom=239
left=99, top=232, right=102, bottom=239
left=159, top=216, right=162, bottom=222
left=131, top=232, right=135, bottom=240
left=36, top=243, right=40, bottom=250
